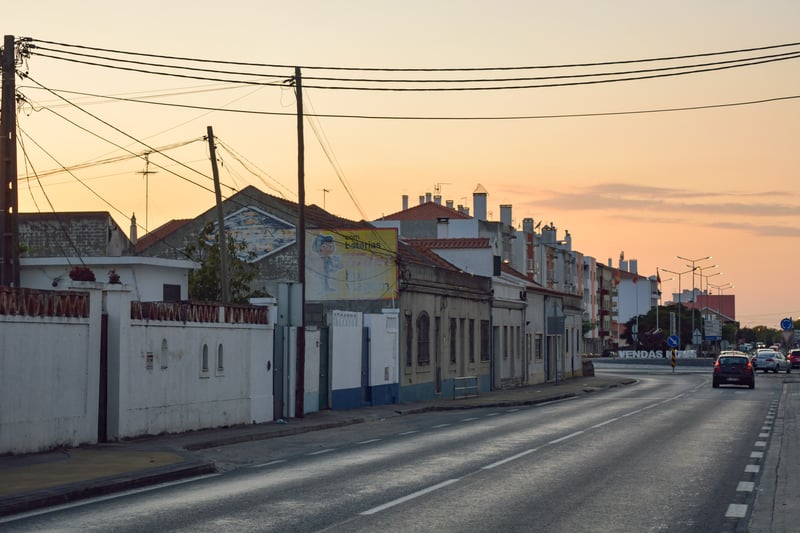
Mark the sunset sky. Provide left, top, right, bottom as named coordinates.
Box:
left=5, top=1, right=800, bottom=327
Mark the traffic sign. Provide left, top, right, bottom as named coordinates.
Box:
left=667, top=335, right=680, bottom=348
left=780, top=317, right=793, bottom=331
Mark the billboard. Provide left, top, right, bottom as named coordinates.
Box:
left=305, top=228, right=397, bottom=301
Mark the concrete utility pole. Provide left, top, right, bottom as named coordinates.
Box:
left=295, top=67, right=306, bottom=418
left=207, top=126, right=229, bottom=304
left=1, top=35, right=20, bottom=287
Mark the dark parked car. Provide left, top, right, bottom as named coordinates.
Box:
left=788, top=349, right=800, bottom=369
left=713, top=351, right=755, bottom=389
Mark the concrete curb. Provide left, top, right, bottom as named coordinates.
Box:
left=0, top=461, right=215, bottom=517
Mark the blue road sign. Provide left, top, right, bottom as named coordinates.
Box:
left=667, top=335, right=680, bottom=348
left=781, top=317, right=793, bottom=331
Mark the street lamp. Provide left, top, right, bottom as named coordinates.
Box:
left=656, top=276, right=675, bottom=333
left=697, top=269, right=720, bottom=353
left=708, top=281, right=733, bottom=352
left=678, top=255, right=712, bottom=347
left=661, top=267, right=694, bottom=348
left=708, top=282, right=733, bottom=316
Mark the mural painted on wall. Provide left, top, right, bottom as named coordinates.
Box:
left=221, top=207, right=295, bottom=262
left=306, top=228, right=397, bottom=300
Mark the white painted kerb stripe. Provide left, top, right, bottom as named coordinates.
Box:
left=726, top=503, right=748, bottom=518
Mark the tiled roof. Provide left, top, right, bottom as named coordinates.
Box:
left=134, top=219, right=192, bottom=253
left=379, top=201, right=472, bottom=221
left=403, top=237, right=490, bottom=249
left=401, top=242, right=461, bottom=270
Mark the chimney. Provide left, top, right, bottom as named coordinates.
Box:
left=446, top=200, right=454, bottom=209
left=419, top=195, right=425, bottom=205
left=473, top=184, right=488, bottom=220
left=630, top=259, right=638, bottom=275
left=130, top=213, right=138, bottom=245
left=522, top=218, right=534, bottom=233
left=425, top=192, right=432, bottom=203
left=434, top=195, right=442, bottom=205
left=500, top=204, right=512, bottom=227
left=402, top=194, right=409, bottom=211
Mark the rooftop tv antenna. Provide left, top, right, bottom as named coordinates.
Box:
left=137, top=151, right=157, bottom=232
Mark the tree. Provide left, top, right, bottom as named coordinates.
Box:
left=185, top=222, right=267, bottom=303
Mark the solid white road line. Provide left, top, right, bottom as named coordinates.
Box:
left=361, top=479, right=461, bottom=515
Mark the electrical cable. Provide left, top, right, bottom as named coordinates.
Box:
left=25, top=37, right=800, bottom=71
left=17, top=83, right=800, bottom=121
left=28, top=43, right=800, bottom=85
left=25, top=48, right=800, bottom=91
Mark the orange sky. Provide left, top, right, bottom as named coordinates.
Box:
left=5, top=1, right=800, bottom=327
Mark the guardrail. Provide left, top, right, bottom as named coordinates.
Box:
left=453, top=375, right=479, bottom=399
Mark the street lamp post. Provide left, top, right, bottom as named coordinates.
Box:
left=708, top=281, right=733, bottom=351
left=656, top=276, right=675, bottom=333
left=661, top=267, right=694, bottom=348
left=697, top=269, right=720, bottom=354
left=678, top=255, right=712, bottom=348
left=708, top=282, right=733, bottom=316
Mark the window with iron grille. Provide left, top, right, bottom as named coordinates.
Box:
left=449, top=317, right=457, bottom=363
left=480, top=320, right=490, bottom=361
left=417, top=312, right=431, bottom=366
left=469, top=319, right=475, bottom=363
left=405, top=313, right=413, bottom=367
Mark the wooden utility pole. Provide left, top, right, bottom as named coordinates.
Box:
left=295, top=67, right=306, bottom=418
left=0, top=35, right=19, bottom=287
left=207, top=126, right=229, bottom=303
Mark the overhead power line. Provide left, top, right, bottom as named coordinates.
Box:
left=19, top=84, right=800, bottom=121
left=22, top=38, right=800, bottom=91
left=25, top=37, right=800, bottom=71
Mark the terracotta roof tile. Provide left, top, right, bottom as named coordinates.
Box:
left=403, top=237, right=490, bottom=249
left=379, top=201, right=471, bottom=221
left=134, top=219, right=192, bottom=253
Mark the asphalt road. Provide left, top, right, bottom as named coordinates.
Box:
left=3, top=370, right=781, bottom=532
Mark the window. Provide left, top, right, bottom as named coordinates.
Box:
left=416, top=312, right=430, bottom=366
left=480, top=320, right=490, bottom=361
left=200, top=344, right=210, bottom=377
left=503, top=326, right=509, bottom=359
left=216, top=344, right=224, bottom=375
left=405, top=313, right=414, bottom=367
left=449, top=318, right=457, bottom=364
left=163, top=284, right=181, bottom=302
left=460, top=318, right=466, bottom=365
left=469, top=319, right=475, bottom=363
left=535, top=334, right=543, bottom=361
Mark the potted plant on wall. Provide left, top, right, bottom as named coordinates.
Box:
left=68, top=265, right=96, bottom=282
left=108, top=269, right=121, bottom=284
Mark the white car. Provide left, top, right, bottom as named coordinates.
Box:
left=752, top=351, right=791, bottom=373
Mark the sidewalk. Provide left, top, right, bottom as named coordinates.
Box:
left=0, top=374, right=629, bottom=517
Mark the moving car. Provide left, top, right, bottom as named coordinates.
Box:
left=787, top=349, right=800, bottom=369
left=712, top=351, right=755, bottom=389
left=752, top=350, right=792, bottom=373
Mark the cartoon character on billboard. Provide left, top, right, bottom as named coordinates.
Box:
left=311, top=234, right=343, bottom=293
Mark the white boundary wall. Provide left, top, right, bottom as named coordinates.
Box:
left=0, top=286, right=275, bottom=453
left=0, top=290, right=102, bottom=454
